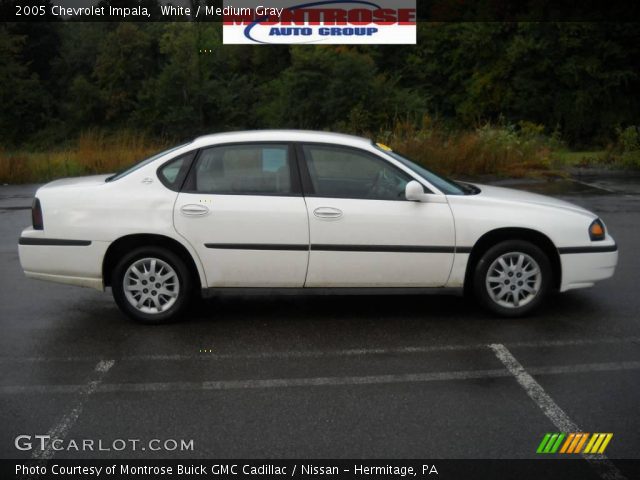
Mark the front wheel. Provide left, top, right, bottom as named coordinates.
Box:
left=112, top=247, right=192, bottom=324
left=473, top=240, right=551, bottom=317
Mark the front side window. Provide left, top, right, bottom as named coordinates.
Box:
left=302, top=144, right=411, bottom=200
left=374, top=145, right=467, bottom=195
left=192, top=144, right=292, bottom=195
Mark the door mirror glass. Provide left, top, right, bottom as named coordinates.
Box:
left=405, top=180, right=429, bottom=202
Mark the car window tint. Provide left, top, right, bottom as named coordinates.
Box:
left=157, top=152, right=195, bottom=191
left=194, top=145, right=291, bottom=195
left=159, top=157, right=185, bottom=185
left=302, top=145, right=410, bottom=200
left=107, top=142, right=192, bottom=182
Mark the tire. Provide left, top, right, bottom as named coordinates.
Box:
left=111, top=246, right=192, bottom=324
left=472, top=240, right=552, bottom=317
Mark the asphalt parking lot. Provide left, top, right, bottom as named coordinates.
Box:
left=1, top=178, right=639, bottom=477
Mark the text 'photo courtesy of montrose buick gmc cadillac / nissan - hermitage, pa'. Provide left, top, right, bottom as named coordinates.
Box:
left=18, top=131, right=618, bottom=324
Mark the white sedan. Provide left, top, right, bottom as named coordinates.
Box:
left=18, top=131, right=618, bottom=323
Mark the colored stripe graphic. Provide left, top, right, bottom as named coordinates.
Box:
left=584, top=433, right=599, bottom=453
left=559, top=433, right=576, bottom=453
left=536, top=433, right=565, bottom=453
left=574, top=433, right=589, bottom=453
left=568, top=433, right=585, bottom=453
left=584, top=433, right=614, bottom=454
left=550, top=433, right=565, bottom=453
left=596, top=433, right=613, bottom=454
left=536, top=433, right=552, bottom=453
left=538, top=433, right=613, bottom=454
left=544, top=433, right=558, bottom=453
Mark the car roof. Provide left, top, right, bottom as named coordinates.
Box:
left=192, top=130, right=373, bottom=149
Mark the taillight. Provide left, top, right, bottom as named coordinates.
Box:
left=32, top=198, right=43, bottom=230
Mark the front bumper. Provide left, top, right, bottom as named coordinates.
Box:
left=559, top=243, right=618, bottom=292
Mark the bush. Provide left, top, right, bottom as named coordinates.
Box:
left=375, top=120, right=556, bottom=178
left=615, top=126, right=640, bottom=168
left=0, top=123, right=568, bottom=184
left=0, top=131, right=165, bottom=184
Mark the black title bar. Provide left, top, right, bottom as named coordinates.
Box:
left=3, top=459, right=640, bottom=480
left=1, top=0, right=640, bottom=22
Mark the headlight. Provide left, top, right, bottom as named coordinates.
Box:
left=589, top=219, right=605, bottom=241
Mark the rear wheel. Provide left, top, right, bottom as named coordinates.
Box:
left=112, top=247, right=192, bottom=324
left=473, top=240, right=551, bottom=317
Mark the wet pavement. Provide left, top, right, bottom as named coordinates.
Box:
left=0, top=176, right=638, bottom=477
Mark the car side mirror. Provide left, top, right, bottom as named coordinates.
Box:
left=405, top=180, right=430, bottom=202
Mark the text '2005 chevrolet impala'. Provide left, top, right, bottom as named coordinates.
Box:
left=18, top=131, right=618, bottom=324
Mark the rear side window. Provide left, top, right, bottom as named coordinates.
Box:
left=192, top=144, right=292, bottom=195
left=107, top=142, right=192, bottom=182
left=157, top=151, right=196, bottom=191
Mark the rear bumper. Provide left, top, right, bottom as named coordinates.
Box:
left=18, top=230, right=108, bottom=291
left=559, top=243, right=618, bottom=292
left=23, top=271, right=104, bottom=290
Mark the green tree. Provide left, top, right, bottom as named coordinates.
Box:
left=135, top=22, right=221, bottom=137
left=260, top=46, right=423, bottom=132
left=0, top=28, right=49, bottom=145
left=93, top=23, right=155, bottom=123
left=403, top=23, right=640, bottom=144
left=49, top=23, right=111, bottom=133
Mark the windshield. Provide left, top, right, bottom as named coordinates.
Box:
left=105, top=142, right=192, bottom=182
left=375, top=145, right=470, bottom=195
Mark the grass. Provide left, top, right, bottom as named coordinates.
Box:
left=0, top=131, right=166, bottom=184
left=550, top=150, right=610, bottom=168
left=376, top=121, right=562, bottom=179
left=0, top=125, right=635, bottom=184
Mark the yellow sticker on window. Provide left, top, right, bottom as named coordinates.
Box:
left=376, top=142, right=393, bottom=152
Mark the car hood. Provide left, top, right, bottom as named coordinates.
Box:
left=39, top=174, right=112, bottom=191
left=470, top=184, right=595, bottom=218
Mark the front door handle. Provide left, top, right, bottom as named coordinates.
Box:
left=313, top=207, right=343, bottom=219
left=180, top=204, right=209, bottom=217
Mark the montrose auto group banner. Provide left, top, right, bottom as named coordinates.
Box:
left=221, top=1, right=417, bottom=44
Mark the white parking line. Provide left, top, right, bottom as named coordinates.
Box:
left=1, top=336, right=639, bottom=364
left=571, top=179, right=618, bottom=194
left=31, top=360, right=114, bottom=460
left=489, top=344, right=626, bottom=480
left=2, top=360, right=639, bottom=396
left=0, top=369, right=510, bottom=395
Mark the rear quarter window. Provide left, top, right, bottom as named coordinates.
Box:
left=158, top=152, right=196, bottom=191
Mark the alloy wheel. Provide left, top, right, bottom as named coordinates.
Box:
left=485, top=252, right=542, bottom=309
left=123, top=257, right=180, bottom=314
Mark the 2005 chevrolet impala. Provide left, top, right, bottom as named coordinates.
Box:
left=18, top=131, right=618, bottom=323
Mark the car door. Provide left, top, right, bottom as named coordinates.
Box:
left=173, top=143, right=309, bottom=287
left=299, top=143, right=455, bottom=287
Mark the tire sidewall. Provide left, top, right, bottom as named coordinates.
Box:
left=112, top=247, right=191, bottom=324
left=473, top=240, right=551, bottom=317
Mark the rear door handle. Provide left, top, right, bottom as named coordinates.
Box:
left=313, top=207, right=343, bottom=219
left=180, top=204, right=209, bottom=217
